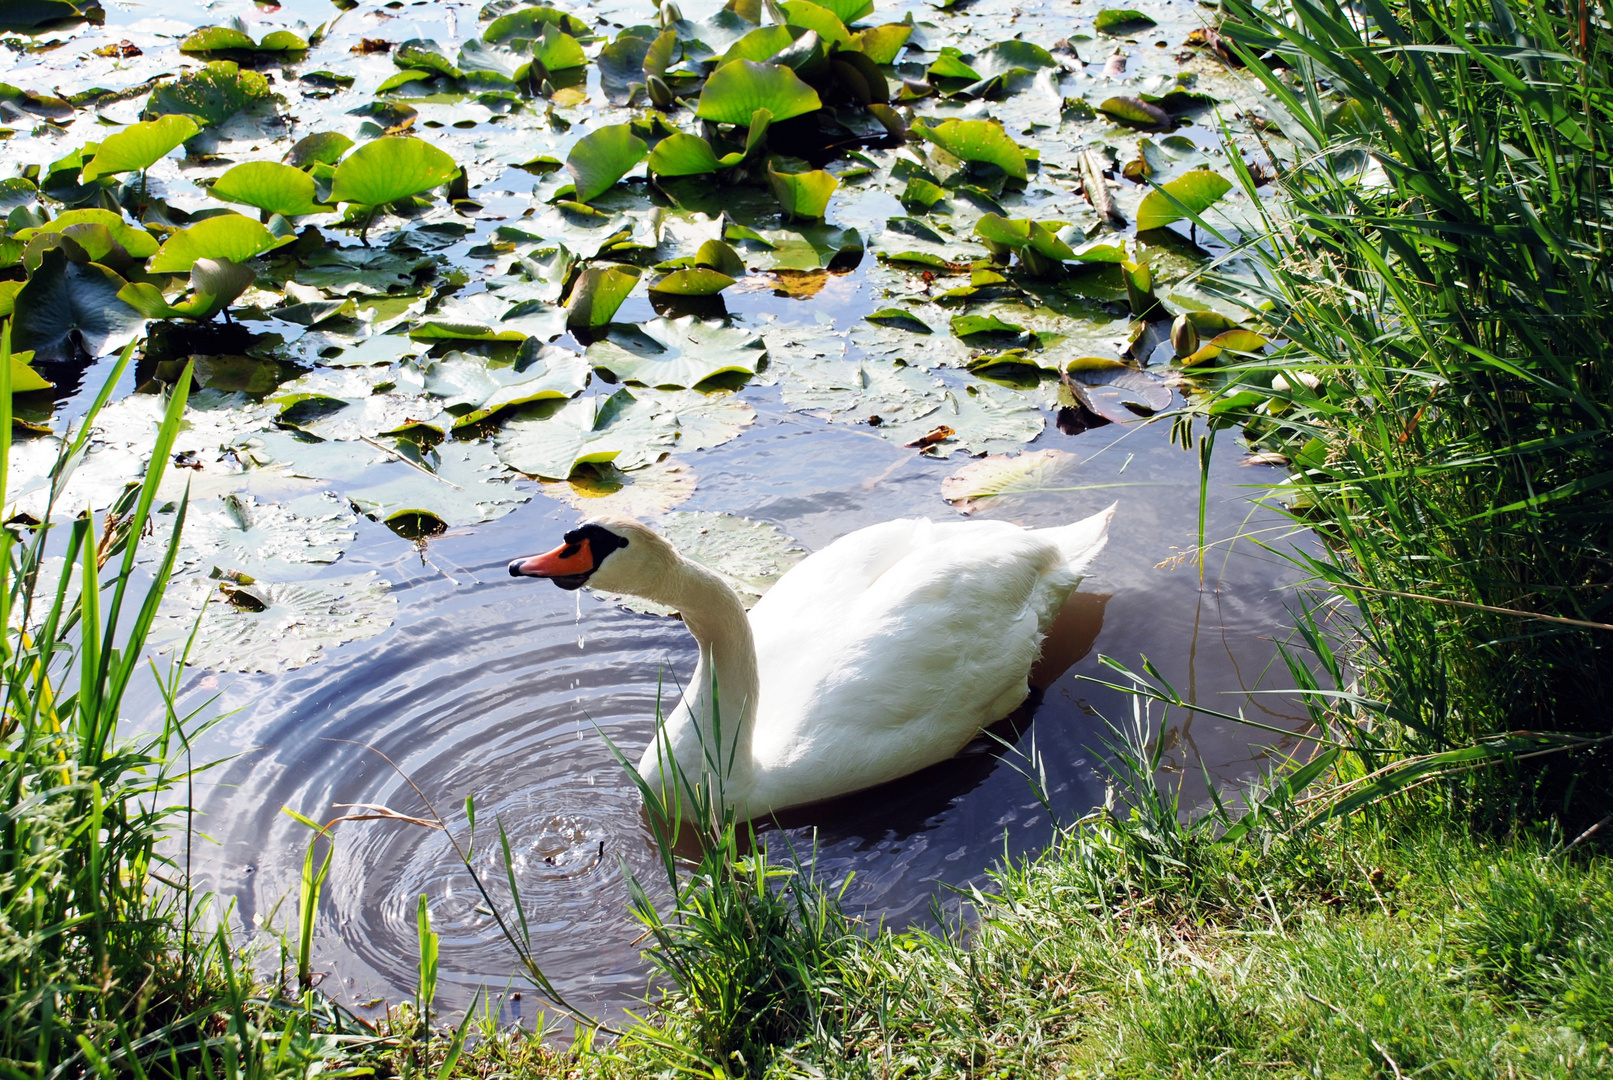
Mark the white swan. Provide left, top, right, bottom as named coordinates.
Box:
left=509, top=507, right=1114, bottom=820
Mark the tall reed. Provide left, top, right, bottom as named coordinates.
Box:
left=1189, top=0, right=1612, bottom=826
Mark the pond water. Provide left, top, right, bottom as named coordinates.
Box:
left=4, top=0, right=1314, bottom=1027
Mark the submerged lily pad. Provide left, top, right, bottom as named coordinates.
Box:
left=587, top=317, right=766, bottom=389
left=152, top=572, right=397, bottom=673
left=940, top=448, right=1078, bottom=513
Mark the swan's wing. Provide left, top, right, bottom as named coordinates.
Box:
left=746, top=524, right=1079, bottom=811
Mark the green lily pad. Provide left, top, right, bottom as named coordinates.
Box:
left=649, top=267, right=736, bottom=296
left=15, top=210, right=159, bottom=259
left=566, top=124, right=649, bottom=204
left=146, top=61, right=272, bottom=127
left=1097, top=96, right=1173, bottom=130
left=866, top=308, right=932, bottom=333
left=647, top=132, right=722, bottom=177
left=211, top=161, right=332, bottom=217
left=565, top=264, right=642, bottom=329
left=532, top=21, right=588, bottom=72
left=148, top=214, right=287, bottom=273
left=1094, top=7, right=1157, bottom=33
left=181, top=24, right=307, bottom=53
left=722, top=24, right=799, bottom=63
left=768, top=165, right=838, bottom=221
left=951, top=313, right=1029, bottom=341
left=848, top=23, right=911, bottom=63
left=286, top=132, right=355, bottom=169
left=484, top=5, right=589, bottom=43
left=696, top=60, right=822, bottom=126
left=10, top=247, right=142, bottom=361
left=119, top=257, right=255, bottom=321
left=1136, top=169, right=1234, bottom=232
left=329, top=136, right=459, bottom=208
left=80, top=115, right=200, bottom=182
left=779, top=0, right=850, bottom=45
left=913, top=118, right=1027, bottom=180
left=588, top=316, right=765, bottom=389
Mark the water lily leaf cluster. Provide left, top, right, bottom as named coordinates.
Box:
left=0, top=0, right=1278, bottom=671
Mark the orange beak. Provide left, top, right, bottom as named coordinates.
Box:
left=508, top=538, right=594, bottom=580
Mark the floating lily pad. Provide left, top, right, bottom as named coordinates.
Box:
left=344, top=439, right=529, bottom=533
left=10, top=248, right=142, bottom=362
left=423, top=345, right=589, bottom=428
left=541, top=456, right=697, bottom=519
left=649, top=267, right=736, bottom=296
left=151, top=573, right=396, bottom=673
left=177, top=493, right=356, bottom=575
left=1094, top=8, right=1157, bottom=33
left=146, top=61, right=272, bottom=127
left=588, top=317, right=766, bottom=389
left=1097, top=96, right=1173, bottom=131
left=883, top=380, right=1045, bottom=457
left=495, top=388, right=675, bottom=480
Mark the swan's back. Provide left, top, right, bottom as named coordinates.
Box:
left=742, top=506, right=1112, bottom=813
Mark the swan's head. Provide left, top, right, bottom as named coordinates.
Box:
left=507, top=516, right=677, bottom=594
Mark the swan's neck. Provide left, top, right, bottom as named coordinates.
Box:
left=652, top=557, right=759, bottom=799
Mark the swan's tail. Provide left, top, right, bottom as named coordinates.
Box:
left=1034, top=502, right=1115, bottom=577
